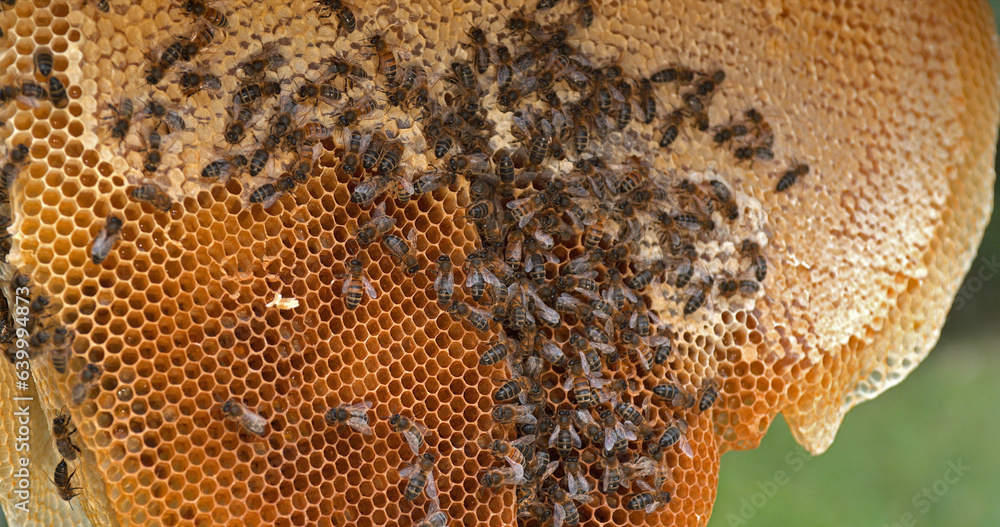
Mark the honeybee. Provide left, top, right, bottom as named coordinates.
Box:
left=449, top=300, right=492, bottom=332
left=237, top=44, right=284, bottom=78
left=491, top=404, right=536, bottom=425
left=50, top=459, right=82, bottom=505
left=339, top=129, right=368, bottom=177
left=248, top=133, right=282, bottom=178
left=221, top=399, right=267, bottom=437
left=626, top=480, right=672, bottom=513
left=179, top=69, right=222, bottom=96
left=550, top=484, right=593, bottom=527
left=657, top=417, right=693, bottom=457
left=354, top=202, right=396, bottom=247
left=248, top=177, right=296, bottom=208
left=324, top=400, right=373, bottom=435
left=350, top=172, right=391, bottom=205
left=181, top=0, right=227, bottom=27
left=479, top=456, right=527, bottom=489
left=563, top=455, right=590, bottom=495
left=464, top=251, right=504, bottom=302
left=232, top=81, right=280, bottom=106
left=450, top=61, right=476, bottom=92
left=49, top=327, right=74, bottom=374
left=549, top=409, right=582, bottom=458
left=596, top=448, right=626, bottom=493
left=683, top=275, right=713, bottom=315
left=337, top=258, right=377, bottom=309
left=377, top=141, right=403, bottom=174
left=638, top=78, right=657, bottom=124
left=146, top=40, right=186, bottom=85
left=382, top=229, right=420, bottom=275
left=316, top=0, right=357, bottom=33
left=70, top=363, right=102, bottom=405
left=739, top=239, right=766, bottom=282
left=337, top=95, right=379, bottom=127
left=400, top=452, right=438, bottom=502
left=324, top=54, right=371, bottom=87
left=413, top=501, right=449, bottom=527
left=484, top=434, right=534, bottom=474
left=776, top=162, right=810, bottom=192
left=107, top=98, right=134, bottom=141
left=224, top=105, right=257, bottom=144
left=90, top=215, right=122, bottom=265
left=386, top=411, right=428, bottom=456
left=697, top=378, right=719, bottom=412
left=52, top=411, right=81, bottom=461
left=142, top=122, right=168, bottom=173
left=201, top=154, right=247, bottom=182
left=34, top=50, right=53, bottom=78
left=465, top=26, right=495, bottom=75
left=431, top=255, right=455, bottom=306
left=286, top=121, right=331, bottom=150
left=628, top=261, right=666, bottom=291
left=297, top=81, right=342, bottom=107
left=368, top=34, right=398, bottom=84
left=561, top=356, right=605, bottom=408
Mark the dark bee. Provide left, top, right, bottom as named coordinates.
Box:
left=577, top=0, right=594, bottom=26
left=107, top=98, right=134, bottom=141
left=740, top=239, right=766, bottom=282
left=777, top=162, right=809, bottom=191
left=323, top=400, right=373, bottom=434
left=91, top=215, right=122, bottom=265
left=181, top=25, right=215, bottom=60
left=350, top=173, right=391, bottom=205
left=248, top=134, right=281, bottom=178
left=238, top=45, right=285, bottom=79
left=369, top=34, right=398, bottom=84
left=146, top=40, right=185, bottom=84
left=49, top=327, right=74, bottom=374
left=629, top=261, right=665, bottom=290
left=249, top=177, right=296, bottom=208
left=52, top=411, right=81, bottom=461
left=626, top=481, right=671, bottom=513
left=201, top=154, right=247, bottom=181
left=684, top=275, right=713, bottom=315
left=316, top=0, right=357, bottom=33
left=339, top=258, right=377, bottom=310
left=638, top=78, right=656, bottom=123
left=479, top=337, right=512, bottom=366
left=448, top=300, right=491, bottom=332
left=709, top=179, right=739, bottom=220
left=297, top=81, right=342, bottom=106
left=537, top=0, right=561, bottom=9
left=400, top=453, right=438, bottom=502
left=293, top=141, right=318, bottom=182
left=221, top=399, right=267, bottom=437
left=431, top=255, right=455, bottom=306
left=34, top=50, right=54, bottom=78
left=382, top=230, right=420, bottom=275
left=286, top=121, right=332, bottom=149
left=361, top=131, right=386, bottom=171
left=466, top=27, right=492, bottom=75
left=377, top=141, right=403, bottom=174
left=232, top=81, right=280, bottom=106
left=660, top=109, right=684, bottom=148
left=131, top=183, right=173, bottom=212
left=71, top=363, right=102, bottom=405
left=47, top=77, right=67, bottom=108
left=225, top=106, right=255, bottom=144
left=142, top=122, right=167, bottom=173
left=697, top=378, right=719, bottom=412
left=20, top=81, right=48, bottom=101
left=179, top=70, right=222, bottom=96
left=50, top=459, right=82, bottom=504
left=182, top=0, right=227, bottom=27
left=0, top=85, right=18, bottom=104
left=450, top=61, right=476, bottom=92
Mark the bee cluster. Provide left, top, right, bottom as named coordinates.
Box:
left=0, top=0, right=816, bottom=523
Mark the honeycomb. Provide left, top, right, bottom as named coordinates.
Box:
left=0, top=0, right=996, bottom=526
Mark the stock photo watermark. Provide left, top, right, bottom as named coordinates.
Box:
left=950, top=253, right=1000, bottom=312
left=881, top=459, right=970, bottom=527
left=724, top=447, right=810, bottom=526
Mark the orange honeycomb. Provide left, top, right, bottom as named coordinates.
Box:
left=0, top=0, right=996, bottom=526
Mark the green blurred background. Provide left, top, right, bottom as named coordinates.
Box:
left=710, top=3, right=1000, bottom=526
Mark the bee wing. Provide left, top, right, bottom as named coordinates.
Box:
left=636, top=346, right=651, bottom=371
left=540, top=341, right=565, bottom=366
left=483, top=269, right=504, bottom=289
left=347, top=400, right=373, bottom=412
left=623, top=286, right=638, bottom=304
left=601, top=467, right=615, bottom=492
left=402, top=430, right=423, bottom=456
left=424, top=471, right=438, bottom=501
left=510, top=434, right=536, bottom=447
left=567, top=472, right=581, bottom=495
left=574, top=287, right=601, bottom=301
left=398, top=462, right=419, bottom=480
left=341, top=277, right=352, bottom=294
left=504, top=456, right=525, bottom=479
left=629, top=310, right=638, bottom=328
left=534, top=303, right=561, bottom=326
left=574, top=410, right=596, bottom=427
left=678, top=434, right=693, bottom=458
left=540, top=460, right=559, bottom=480
left=348, top=419, right=373, bottom=436
left=570, top=426, right=582, bottom=448
left=604, top=431, right=616, bottom=452
left=619, top=421, right=638, bottom=441
left=361, top=277, right=377, bottom=299
left=531, top=228, right=554, bottom=249
left=496, top=66, right=510, bottom=90
left=547, top=425, right=561, bottom=448
left=553, top=502, right=565, bottom=527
